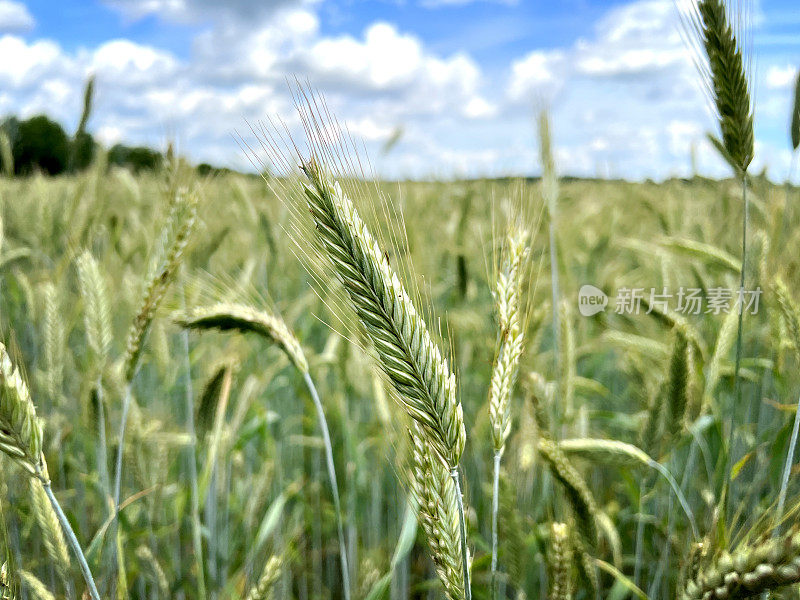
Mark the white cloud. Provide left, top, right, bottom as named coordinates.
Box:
left=766, top=64, right=797, bottom=90
left=507, top=50, right=568, bottom=104
left=0, top=0, right=34, bottom=33
left=0, top=36, right=70, bottom=88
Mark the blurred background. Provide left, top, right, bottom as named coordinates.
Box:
left=1, top=0, right=798, bottom=181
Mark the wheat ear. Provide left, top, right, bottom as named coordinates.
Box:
left=680, top=531, right=800, bottom=600
left=690, top=0, right=754, bottom=175
left=0, top=344, right=45, bottom=477
left=488, top=228, right=528, bottom=597
left=75, top=251, right=112, bottom=506
left=246, top=556, right=282, bottom=600
left=122, top=190, right=197, bottom=381
left=18, top=572, right=53, bottom=600
left=0, top=344, right=100, bottom=600
left=174, top=303, right=308, bottom=373
left=537, top=437, right=599, bottom=548
left=549, top=522, right=573, bottom=600
left=300, top=160, right=466, bottom=469
left=409, top=426, right=469, bottom=600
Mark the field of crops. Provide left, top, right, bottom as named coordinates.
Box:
left=1, top=114, right=800, bottom=600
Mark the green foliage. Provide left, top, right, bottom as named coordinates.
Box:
left=108, top=143, right=162, bottom=172
left=11, top=115, right=69, bottom=176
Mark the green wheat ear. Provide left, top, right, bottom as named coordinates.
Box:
left=690, top=0, right=755, bottom=174
left=0, top=343, right=46, bottom=478
left=300, top=159, right=466, bottom=469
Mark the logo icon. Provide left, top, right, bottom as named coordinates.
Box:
left=578, top=284, right=607, bottom=316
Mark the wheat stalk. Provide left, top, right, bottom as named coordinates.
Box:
left=774, top=278, right=800, bottom=529
left=539, top=110, right=562, bottom=429
left=792, top=70, right=800, bottom=152
left=680, top=531, right=800, bottom=600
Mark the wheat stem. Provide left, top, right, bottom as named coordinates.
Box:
left=726, top=176, right=748, bottom=514
left=450, top=468, right=471, bottom=600
left=39, top=478, right=101, bottom=600
left=94, top=379, right=110, bottom=513
left=303, top=371, right=351, bottom=600
left=180, top=285, right=206, bottom=600
left=776, top=391, right=800, bottom=529
left=490, top=451, right=500, bottom=600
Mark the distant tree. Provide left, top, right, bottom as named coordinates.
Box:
left=108, top=144, right=162, bottom=172
left=13, top=115, right=69, bottom=175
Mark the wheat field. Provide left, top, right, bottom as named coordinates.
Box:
left=0, top=142, right=799, bottom=599
left=1, top=2, right=800, bottom=597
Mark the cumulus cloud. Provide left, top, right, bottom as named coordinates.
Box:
left=0, top=0, right=33, bottom=33
left=0, top=0, right=795, bottom=180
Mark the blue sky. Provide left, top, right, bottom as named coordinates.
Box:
left=1, top=0, right=799, bottom=179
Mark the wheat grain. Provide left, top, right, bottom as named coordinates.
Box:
left=665, top=329, right=689, bottom=439
left=680, top=531, right=800, bottom=600
left=41, top=283, right=64, bottom=402
left=0, top=562, right=10, bottom=600
left=175, top=303, right=308, bottom=373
